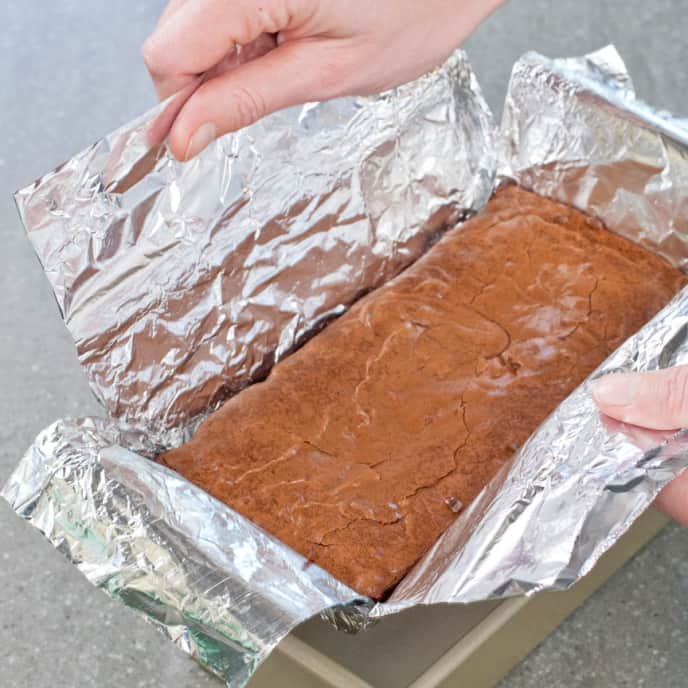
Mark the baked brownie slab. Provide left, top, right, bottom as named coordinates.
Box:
left=159, top=186, right=686, bottom=599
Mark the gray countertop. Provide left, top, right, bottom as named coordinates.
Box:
left=1, top=2, right=686, bottom=686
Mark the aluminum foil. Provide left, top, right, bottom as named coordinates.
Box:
left=368, top=45, right=688, bottom=615
left=500, top=47, right=688, bottom=270
left=2, top=417, right=361, bottom=685
left=14, top=49, right=494, bottom=432
left=382, top=292, right=688, bottom=610
left=5, top=44, right=688, bottom=687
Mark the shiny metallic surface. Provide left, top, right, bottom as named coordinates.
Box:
left=5, top=45, right=688, bottom=687
left=2, top=417, right=360, bottom=686
left=14, top=50, right=494, bottom=431
left=5, top=50, right=495, bottom=686
left=373, top=45, right=688, bottom=615
left=500, top=47, right=688, bottom=269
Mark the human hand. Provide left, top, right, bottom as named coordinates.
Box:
left=592, top=366, right=688, bottom=526
left=143, top=0, right=503, bottom=160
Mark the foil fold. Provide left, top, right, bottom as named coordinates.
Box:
left=3, top=417, right=360, bottom=686
left=368, top=45, right=688, bottom=615
left=5, top=45, right=688, bottom=686
left=14, top=49, right=494, bottom=431
left=500, top=47, right=688, bottom=270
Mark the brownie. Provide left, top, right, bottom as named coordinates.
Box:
left=159, top=186, right=687, bottom=599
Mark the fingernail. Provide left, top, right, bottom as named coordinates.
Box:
left=184, top=122, right=217, bottom=161
left=592, top=374, right=639, bottom=407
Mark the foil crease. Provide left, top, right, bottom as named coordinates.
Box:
left=499, top=47, right=688, bottom=270
left=2, top=417, right=360, bottom=686
left=382, top=291, right=688, bottom=609
left=14, top=49, right=494, bottom=431
left=6, top=44, right=688, bottom=687
left=365, top=44, right=688, bottom=615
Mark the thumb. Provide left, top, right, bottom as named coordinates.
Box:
left=592, top=365, right=688, bottom=430
left=168, top=42, right=347, bottom=161
left=655, top=472, right=688, bottom=527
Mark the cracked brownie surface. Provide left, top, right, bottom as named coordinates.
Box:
left=158, top=185, right=686, bottom=599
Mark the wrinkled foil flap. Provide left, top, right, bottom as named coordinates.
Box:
left=376, top=45, right=688, bottom=614
left=5, top=45, right=688, bottom=685
left=499, top=48, right=688, bottom=271
left=15, top=50, right=493, bottom=431
left=2, top=417, right=361, bottom=686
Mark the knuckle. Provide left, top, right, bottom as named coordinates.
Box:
left=255, top=0, right=291, bottom=32
left=141, top=37, right=164, bottom=75
left=232, top=86, right=267, bottom=128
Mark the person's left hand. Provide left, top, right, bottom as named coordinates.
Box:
left=592, top=365, right=688, bottom=526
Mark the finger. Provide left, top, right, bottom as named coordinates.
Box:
left=142, top=0, right=307, bottom=100
left=146, top=76, right=203, bottom=147
left=144, top=0, right=192, bottom=99
left=655, top=470, right=688, bottom=526
left=156, top=0, right=188, bottom=29
left=599, top=413, right=675, bottom=451
left=146, top=33, right=277, bottom=147
left=167, top=41, right=347, bottom=160
left=592, top=365, right=688, bottom=430
left=204, top=32, right=277, bottom=77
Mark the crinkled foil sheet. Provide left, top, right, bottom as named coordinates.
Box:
left=373, top=45, right=688, bottom=615
left=5, top=45, right=688, bottom=685
left=2, top=417, right=362, bottom=685
left=14, top=50, right=494, bottom=431
left=500, top=47, right=688, bottom=271
left=4, top=50, right=493, bottom=684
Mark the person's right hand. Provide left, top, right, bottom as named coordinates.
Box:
left=593, top=366, right=688, bottom=526
left=142, top=0, right=503, bottom=161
